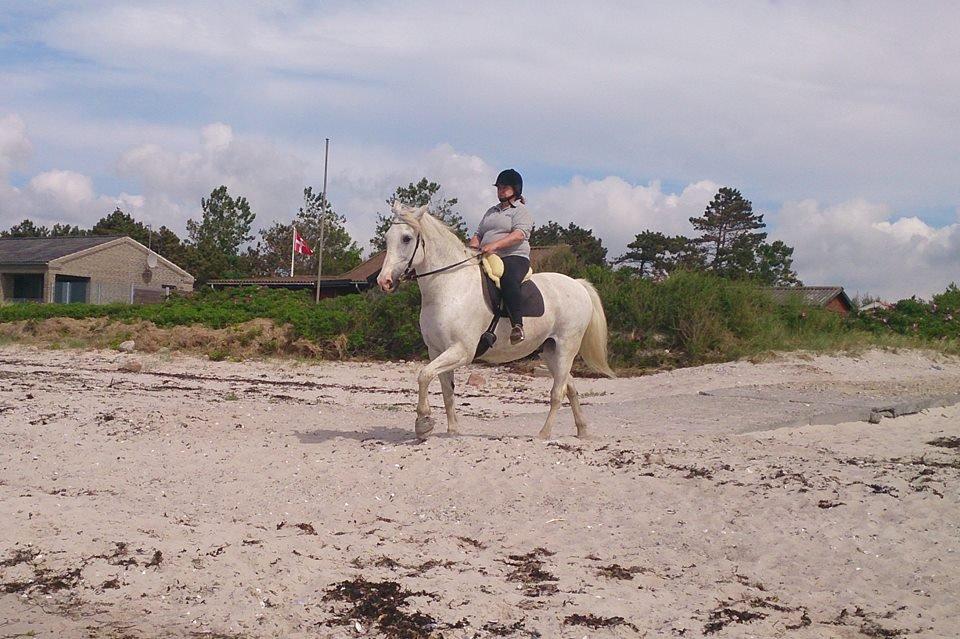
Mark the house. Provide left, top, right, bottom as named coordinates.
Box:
left=764, top=286, right=854, bottom=316
left=208, top=245, right=572, bottom=298
left=859, top=301, right=894, bottom=313
left=0, top=236, right=195, bottom=304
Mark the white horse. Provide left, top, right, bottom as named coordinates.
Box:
left=377, top=204, right=616, bottom=439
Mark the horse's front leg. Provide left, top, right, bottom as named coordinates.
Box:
left=428, top=345, right=461, bottom=434
left=415, top=346, right=472, bottom=438
left=438, top=371, right=460, bottom=434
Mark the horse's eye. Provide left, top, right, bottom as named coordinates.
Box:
left=402, top=236, right=411, bottom=244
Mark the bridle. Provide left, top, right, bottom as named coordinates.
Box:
left=390, top=221, right=482, bottom=284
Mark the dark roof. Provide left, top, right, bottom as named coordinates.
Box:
left=0, top=235, right=121, bottom=265
left=765, top=286, right=853, bottom=309
left=342, top=252, right=386, bottom=282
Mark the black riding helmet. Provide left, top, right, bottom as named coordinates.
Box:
left=494, top=168, right=523, bottom=197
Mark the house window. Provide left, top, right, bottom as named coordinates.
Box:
left=11, top=274, right=44, bottom=302
left=54, top=275, right=90, bottom=304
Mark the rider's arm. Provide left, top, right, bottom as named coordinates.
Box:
left=468, top=233, right=481, bottom=250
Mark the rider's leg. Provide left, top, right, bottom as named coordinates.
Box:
left=500, top=255, right=529, bottom=342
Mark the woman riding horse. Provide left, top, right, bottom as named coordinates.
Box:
left=377, top=201, right=615, bottom=440
left=468, top=168, right=532, bottom=345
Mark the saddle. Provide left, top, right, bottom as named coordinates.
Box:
left=475, top=254, right=545, bottom=358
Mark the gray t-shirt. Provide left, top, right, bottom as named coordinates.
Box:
left=477, top=202, right=533, bottom=259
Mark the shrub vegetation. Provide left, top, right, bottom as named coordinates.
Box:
left=1, top=275, right=956, bottom=368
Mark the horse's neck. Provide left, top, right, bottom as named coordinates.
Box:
left=417, top=227, right=478, bottom=305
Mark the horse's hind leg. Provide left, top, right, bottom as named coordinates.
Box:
left=537, top=341, right=577, bottom=440
left=438, top=370, right=460, bottom=434
left=566, top=379, right=589, bottom=438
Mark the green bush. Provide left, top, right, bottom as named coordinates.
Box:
left=2, top=276, right=957, bottom=367
left=852, top=283, right=960, bottom=342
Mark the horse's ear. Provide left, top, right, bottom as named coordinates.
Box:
left=390, top=200, right=404, bottom=217
left=411, top=204, right=428, bottom=219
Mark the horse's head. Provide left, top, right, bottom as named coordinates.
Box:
left=377, top=203, right=428, bottom=292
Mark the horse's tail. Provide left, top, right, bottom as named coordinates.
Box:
left=576, top=279, right=617, bottom=378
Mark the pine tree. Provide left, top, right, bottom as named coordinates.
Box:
left=754, top=240, right=802, bottom=286
left=2, top=219, right=51, bottom=237
left=91, top=208, right=185, bottom=263
left=529, top=221, right=608, bottom=266
left=182, top=186, right=256, bottom=283
left=247, top=187, right=361, bottom=277
left=615, top=230, right=700, bottom=278
left=689, top=187, right=767, bottom=279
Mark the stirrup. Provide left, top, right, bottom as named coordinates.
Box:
left=510, top=325, right=525, bottom=345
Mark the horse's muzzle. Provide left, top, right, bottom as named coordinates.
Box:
left=377, top=277, right=398, bottom=293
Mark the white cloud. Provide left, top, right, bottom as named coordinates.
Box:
left=117, top=123, right=307, bottom=231
left=534, top=177, right=720, bottom=259
left=28, top=170, right=95, bottom=208
left=774, top=199, right=960, bottom=300
left=201, top=123, right=233, bottom=151
left=0, top=114, right=32, bottom=175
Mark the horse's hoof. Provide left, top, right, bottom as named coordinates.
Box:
left=536, top=430, right=551, bottom=440
left=415, top=416, right=435, bottom=438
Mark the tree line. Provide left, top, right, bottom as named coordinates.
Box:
left=1, top=182, right=799, bottom=287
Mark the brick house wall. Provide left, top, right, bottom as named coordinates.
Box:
left=45, top=238, right=194, bottom=303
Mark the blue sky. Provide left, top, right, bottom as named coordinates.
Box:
left=1, top=1, right=959, bottom=298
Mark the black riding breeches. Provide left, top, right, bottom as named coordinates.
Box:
left=499, top=255, right=530, bottom=327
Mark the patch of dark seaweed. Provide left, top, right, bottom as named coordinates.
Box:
left=521, top=583, right=558, bottom=597
left=666, top=464, right=715, bottom=479
left=817, top=499, right=845, bottom=509
left=2, top=567, right=81, bottom=594
left=322, top=577, right=437, bottom=639
left=703, top=606, right=766, bottom=634
left=482, top=620, right=542, bottom=637
left=831, top=607, right=908, bottom=638
left=456, top=536, right=485, bottom=550
left=564, top=614, right=638, bottom=631
left=597, top=564, right=648, bottom=580
left=504, top=549, right=558, bottom=586
left=0, top=547, right=40, bottom=567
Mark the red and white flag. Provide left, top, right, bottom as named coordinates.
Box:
left=293, top=228, right=313, bottom=255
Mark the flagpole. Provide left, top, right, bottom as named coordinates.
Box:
left=316, top=138, right=329, bottom=304
left=290, top=225, right=296, bottom=277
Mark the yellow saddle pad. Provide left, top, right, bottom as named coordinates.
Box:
left=481, top=254, right=532, bottom=289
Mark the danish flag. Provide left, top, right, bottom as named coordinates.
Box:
left=293, top=228, right=313, bottom=255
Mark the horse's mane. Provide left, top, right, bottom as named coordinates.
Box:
left=397, top=205, right=471, bottom=259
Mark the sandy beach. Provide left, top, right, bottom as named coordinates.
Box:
left=1, top=345, right=958, bottom=638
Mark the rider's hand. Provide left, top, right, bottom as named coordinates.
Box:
left=481, top=243, right=497, bottom=255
